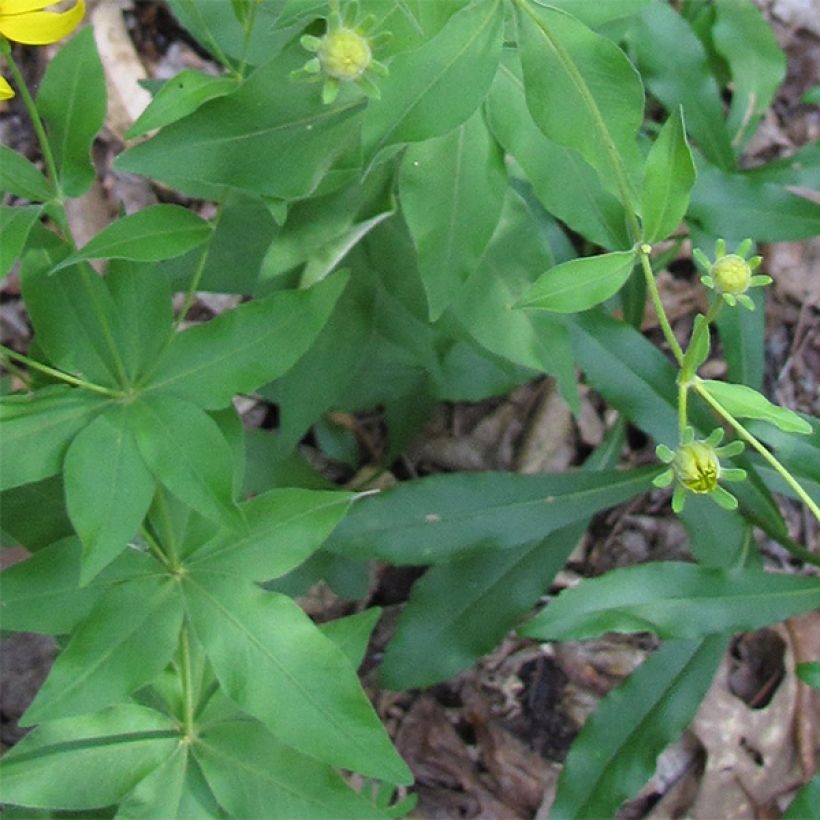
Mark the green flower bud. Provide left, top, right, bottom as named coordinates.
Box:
left=673, top=440, right=720, bottom=493
left=692, top=239, right=772, bottom=311
left=711, top=254, right=751, bottom=296
left=318, top=28, right=372, bottom=80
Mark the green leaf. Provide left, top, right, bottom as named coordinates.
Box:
left=21, top=243, right=126, bottom=387
left=22, top=576, right=183, bottom=724
left=117, top=747, right=220, bottom=819
left=679, top=495, right=750, bottom=569
left=485, top=56, right=630, bottom=250
left=519, top=562, right=820, bottom=641
left=115, top=53, right=362, bottom=200
left=0, top=205, right=42, bottom=279
left=0, top=705, right=178, bottom=810
left=182, top=573, right=412, bottom=784
left=699, top=380, right=812, bottom=434
left=400, top=109, right=506, bottom=320
left=186, top=487, right=354, bottom=579
left=126, top=70, right=239, bottom=139
left=518, top=250, right=637, bottom=313
left=0, top=538, right=104, bottom=634
left=130, top=394, right=241, bottom=526
left=713, top=0, right=786, bottom=144
left=319, top=608, right=382, bottom=670
left=0, top=145, right=52, bottom=202
left=327, top=467, right=658, bottom=564
left=551, top=636, right=728, bottom=819
left=641, top=107, right=696, bottom=242
left=194, top=721, right=383, bottom=819
left=690, top=163, right=820, bottom=241
left=0, top=476, right=73, bottom=551
left=107, top=260, right=175, bottom=385
left=632, top=2, right=735, bottom=170
left=144, top=273, right=348, bottom=409
left=36, top=27, right=106, bottom=196
left=714, top=282, right=764, bottom=390
left=796, top=662, right=820, bottom=689
left=64, top=406, right=156, bottom=583
left=52, top=205, right=212, bottom=271
left=546, top=0, right=651, bottom=26
left=784, top=776, right=820, bottom=820
left=162, top=190, right=276, bottom=294
left=362, top=0, right=504, bottom=163
left=381, top=424, right=627, bottom=689
left=0, top=387, right=106, bottom=490
left=515, top=0, right=644, bottom=201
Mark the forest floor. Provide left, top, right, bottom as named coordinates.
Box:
left=1, top=1, right=818, bottom=817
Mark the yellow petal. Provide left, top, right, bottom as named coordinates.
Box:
left=0, top=0, right=84, bottom=45
left=1, top=0, right=53, bottom=15
left=0, top=74, right=14, bottom=99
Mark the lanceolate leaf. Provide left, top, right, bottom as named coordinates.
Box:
left=0, top=205, right=42, bottom=279
left=515, top=0, right=645, bottom=202
left=21, top=576, right=183, bottom=724
left=64, top=406, right=156, bottom=583
left=400, top=109, right=506, bottom=320
left=0, top=387, right=107, bottom=491
left=0, top=705, right=178, bottom=810
left=186, top=487, right=354, bottom=579
left=519, top=562, right=820, bottom=641
left=641, top=107, right=696, bottom=243
left=52, top=205, right=212, bottom=271
left=182, top=573, right=412, bottom=784
left=36, top=27, right=106, bottom=196
left=0, top=538, right=104, bottom=634
left=143, top=273, right=348, bottom=409
left=517, top=251, right=637, bottom=313
left=327, top=467, right=659, bottom=564
left=550, top=636, right=728, bottom=819
left=130, top=394, right=241, bottom=527
left=194, top=722, right=382, bottom=819
left=699, top=379, right=812, bottom=435
left=0, top=144, right=51, bottom=202
left=319, top=608, right=383, bottom=670
left=115, top=54, right=362, bottom=199
left=362, top=0, right=504, bottom=163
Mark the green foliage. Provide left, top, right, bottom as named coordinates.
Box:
left=2, top=0, right=819, bottom=816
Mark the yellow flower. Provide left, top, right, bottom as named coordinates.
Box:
left=0, top=0, right=85, bottom=46
left=0, top=73, right=12, bottom=98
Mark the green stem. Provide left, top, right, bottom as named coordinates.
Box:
left=695, top=382, right=820, bottom=525
left=639, top=246, right=684, bottom=364
left=1, top=41, right=62, bottom=202
left=0, top=344, right=123, bottom=397
left=179, top=625, right=196, bottom=738
left=678, top=382, right=688, bottom=436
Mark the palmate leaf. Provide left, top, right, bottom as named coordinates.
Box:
left=0, top=705, right=178, bottom=810
left=0, top=476, right=74, bottom=552
left=519, top=562, right=820, bottom=641
left=143, top=272, right=348, bottom=409
left=550, top=636, right=729, bottom=819
left=194, top=721, right=383, bottom=819
left=327, top=466, right=659, bottom=565
left=117, top=747, right=222, bottom=819
left=21, top=576, right=183, bottom=724
left=182, top=573, right=412, bottom=785
left=362, top=0, right=504, bottom=164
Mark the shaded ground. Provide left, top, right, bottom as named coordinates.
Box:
left=1, top=1, right=818, bottom=816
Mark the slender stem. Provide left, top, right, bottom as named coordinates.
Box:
left=140, top=525, right=174, bottom=572
left=173, top=201, right=224, bottom=332
left=0, top=344, right=123, bottom=397
left=1, top=40, right=62, bottom=203
left=678, top=383, right=688, bottom=436
left=179, top=625, right=196, bottom=738
left=153, top=487, right=180, bottom=567
left=695, top=382, right=820, bottom=524
left=639, top=247, right=684, bottom=364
